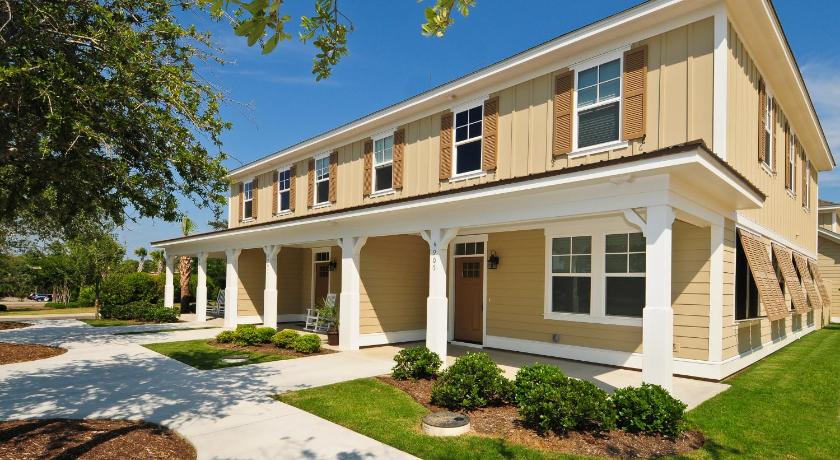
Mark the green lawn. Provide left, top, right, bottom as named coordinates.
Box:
left=278, top=325, right=840, bottom=460
left=81, top=319, right=149, bottom=327
left=0, top=306, right=95, bottom=316
left=114, top=326, right=220, bottom=335
left=143, top=339, right=290, bottom=370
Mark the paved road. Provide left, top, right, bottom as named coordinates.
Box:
left=0, top=320, right=415, bottom=460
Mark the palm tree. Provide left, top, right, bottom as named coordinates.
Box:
left=134, top=247, right=148, bottom=272
left=149, top=250, right=165, bottom=275
left=179, top=217, right=196, bottom=310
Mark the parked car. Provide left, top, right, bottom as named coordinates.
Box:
left=32, top=294, right=52, bottom=302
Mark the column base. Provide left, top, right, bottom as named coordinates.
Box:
left=426, top=296, right=448, bottom=360
left=642, top=306, right=674, bottom=392
left=263, top=289, right=278, bottom=328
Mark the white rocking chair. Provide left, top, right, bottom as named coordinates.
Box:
left=210, top=289, right=225, bottom=318
left=304, top=293, right=336, bottom=332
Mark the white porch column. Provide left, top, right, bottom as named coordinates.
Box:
left=263, top=245, right=282, bottom=328
left=164, top=252, right=176, bottom=309
left=643, top=205, right=675, bottom=391
left=708, top=224, right=724, bottom=363
left=196, top=252, right=208, bottom=322
left=420, top=228, right=460, bottom=360
left=224, top=248, right=242, bottom=329
left=337, top=236, right=367, bottom=351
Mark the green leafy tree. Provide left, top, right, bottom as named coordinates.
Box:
left=149, top=250, right=165, bottom=275
left=68, top=232, right=125, bottom=318
left=0, top=0, right=229, bottom=239
left=134, top=247, right=148, bottom=273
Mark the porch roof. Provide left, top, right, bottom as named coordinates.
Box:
left=152, top=141, right=764, bottom=254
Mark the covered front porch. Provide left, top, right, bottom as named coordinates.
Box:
left=154, top=144, right=763, bottom=390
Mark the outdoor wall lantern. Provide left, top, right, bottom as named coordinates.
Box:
left=487, top=251, right=500, bottom=269
left=328, top=259, right=338, bottom=271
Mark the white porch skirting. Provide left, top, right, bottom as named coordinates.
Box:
left=358, top=329, right=426, bottom=347
left=236, top=315, right=263, bottom=325
left=485, top=324, right=817, bottom=381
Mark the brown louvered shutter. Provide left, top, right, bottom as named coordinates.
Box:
left=237, top=182, right=244, bottom=222
left=363, top=139, right=373, bottom=196
left=784, top=124, right=791, bottom=189
left=393, top=129, right=405, bottom=189
left=758, top=79, right=766, bottom=163
left=809, top=261, right=831, bottom=309
left=772, top=244, right=809, bottom=314
left=738, top=230, right=788, bottom=321
left=439, top=112, right=453, bottom=181
left=801, top=152, right=807, bottom=208
left=251, top=177, right=259, bottom=219
left=482, top=97, right=499, bottom=171
left=328, top=151, right=338, bottom=203
left=307, top=159, right=315, bottom=208
left=622, top=45, right=647, bottom=141
left=794, top=253, right=821, bottom=310
left=288, top=165, right=296, bottom=211
left=771, top=104, right=777, bottom=172
left=272, top=171, right=279, bottom=215
left=552, top=70, right=574, bottom=156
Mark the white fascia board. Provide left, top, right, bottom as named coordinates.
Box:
left=818, top=228, right=840, bottom=246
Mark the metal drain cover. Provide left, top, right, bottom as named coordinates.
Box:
left=421, top=411, right=470, bottom=436
left=221, top=354, right=249, bottom=364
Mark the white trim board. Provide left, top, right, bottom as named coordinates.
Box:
left=358, top=329, right=426, bottom=347
left=237, top=315, right=263, bottom=325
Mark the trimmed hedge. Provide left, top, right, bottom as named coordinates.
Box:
left=45, top=300, right=93, bottom=309
left=216, top=330, right=236, bottom=343
left=292, top=334, right=322, bottom=353
left=611, top=383, right=687, bottom=437
left=99, top=301, right=179, bottom=323
left=430, top=352, right=512, bottom=410
left=100, top=272, right=160, bottom=307
left=255, top=327, right=277, bottom=343
left=272, top=329, right=299, bottom=348
left=392, top=347, right=441, bottom=380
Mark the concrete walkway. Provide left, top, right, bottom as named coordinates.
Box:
left=0, top=319, right=415, bottom=460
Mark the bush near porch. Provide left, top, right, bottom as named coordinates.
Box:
left=96, top=272, right=178, bottom=323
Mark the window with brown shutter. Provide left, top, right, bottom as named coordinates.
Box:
left=737, top=230, right=788, bottom=321
left=251, top=177, right=259, bottom=219
left=794, top=253, right=821, bottom=310
left=393, top=129, right=405, bottom=189
left=801, top=152, right=808, bottom=208
left=622, top=46, right=647, bottom=141
left=552, top=70, right=573, bottom=156
left=784, top=123, right=791, bottom=190
left=758, top=79, right=766, bottom=163
left=307, top=158, right=315, bottom=208
left=809, top=261, right=831, bottom=309
left=288, top=165, right=296, bottom=211
left=272, top=171, right=279, bottom=215
left=439, top=112, right=453, bottom=181
left=482, top=97, right=499, bottom=171
left=363, top=139, right=373, bottom=196
left=328, top=151, right=337, bottom=203
left=772, top=244, right=809, bottom=314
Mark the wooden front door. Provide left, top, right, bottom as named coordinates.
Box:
left=454, top=257, right=483, bottom=343
left=314, top=262, right=330, bottom=304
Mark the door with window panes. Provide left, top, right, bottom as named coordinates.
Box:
left=453, top=241, right=484, bottom=343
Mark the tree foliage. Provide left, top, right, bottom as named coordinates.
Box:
left=0, top=0, right=230, bottom=239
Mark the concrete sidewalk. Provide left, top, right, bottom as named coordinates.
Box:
left=0, top=319, right=415, bottom=460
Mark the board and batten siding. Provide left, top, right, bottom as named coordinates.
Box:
left=277, top=247, right=306, bottom=315
left=817, top=236, right=840, bottom=319
left=236, top=248, right=265, bottom=317
left=228, top=18, right=714, bottom=230
left=359, top=235, right=428, bottom=334
left=727, top=23, right=818, bottom=253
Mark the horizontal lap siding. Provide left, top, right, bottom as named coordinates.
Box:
left=230, top=20, right=713, bottom=230
left=818, top=237, right=840, bottom=317
left=278, top=248, right=305, bottom=315
left=671, top=221, right=710, bottom=360
left=237, top=249, right=264, bottom=316
left=359, top=235, right=428, bottom=334
left=818, top=213, right=833, bottom=231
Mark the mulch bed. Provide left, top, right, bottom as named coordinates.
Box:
left=0, top=419, right=196, bottom=460
left=378, top=376, right=705, bottom=459
left=0, top=322, right=31, bottom=331
left=210, top=340, right=336, bottom=358
left=0, top=343, right=66, bottom=365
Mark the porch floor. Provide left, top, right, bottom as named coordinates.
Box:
left=439, top=343, right=729, bottom=410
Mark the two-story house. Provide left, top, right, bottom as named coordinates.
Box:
left=152, top=0, right=834, bottom=390
left=817, top=200, right=840, bottom=323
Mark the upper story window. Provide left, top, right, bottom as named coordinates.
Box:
left=762, top=96, right=774, bottom=170
left=453, top=105, right=483, bottom=175
left=314, top=155, right=330, bottom=205
left=787, top=133, right=796, bottom=193
left=550, top=236, right=592, bottom=314
left=576, top=58, right=621, bottom=149
left=804, top=160, right=811, bottom=209
left=374, top=134, right=393, bottom=192
left=243, top=180, right=254, bottom=219
left=604, top=232, right=645, bottom=317
left=278, top=168, right=291, bottom=212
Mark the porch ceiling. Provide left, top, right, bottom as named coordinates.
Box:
left=154, top=141, right=763, bottom=255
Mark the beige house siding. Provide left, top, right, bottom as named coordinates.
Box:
left=727, top=23, right=817, bottom=253
left=359, top=235, right=428, bottom=334
left=819, top=212, right=833, bottom=232
left=818, top=236, right=840, bottom=318
left=236, top=248, right=264, bottom=317
left=671, top=221, right=711, bottom=360
left=277, top=247, right=305, bottom=315
left=722, top=219, right=738, bottom=359
left=300, top=246, right=342, bottom=310
left=228, top=18, right=714, bottom=230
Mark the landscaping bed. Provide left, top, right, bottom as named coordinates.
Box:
left=0, top=419, right=195, bottom=459
left=379, top=375, right=703, bottom=458
left=0, top=321, right=31, bottom=331
left=211, top=340, right=334, bottom=359
left=0, top=342, right=66, bottom=365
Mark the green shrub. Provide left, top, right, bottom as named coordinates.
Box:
left=292, top=334, right=322, bottom=353
left=99, top=301, right=178, bottom=323
left=271, top=329, right=299, bottom=348
left=77, top=286, right=95, bottom=305
left=100, top=272, right=160, bottom=306
left=514, top=364, right=614, bottom=433
left=392, top=346, right=441, bottom=380
left=255, top=327, right=277, bottom=343
left=430, top=352, right=512, bottom=410
left=612, top=384, right=687, bottom=437
left=233, top=324, right=261, bottom=346
left=216, top=330, right=237, bottom=343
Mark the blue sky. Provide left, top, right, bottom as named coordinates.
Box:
left=117, top=0, right=840, bottom=253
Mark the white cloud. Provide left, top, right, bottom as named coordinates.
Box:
left=801, top=58, right=840, bottom=189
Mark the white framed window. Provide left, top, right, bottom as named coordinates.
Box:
left=453, top=104, right=483, bottom=176
left=454, top=240, right=485, bottom=256
left=243, top=179, right=254, bottom=219
left=550, top=235, right=592, bottom=314
left=314, top=154, right=330, bottom=205
left=373, top=133, right=394, bottom=192
left=804, top=160, right=811, bottom=209
left=604, top=232, right=646, bottom=317
left=574, top=53, right=623, bottom=152
left=314, top=249, right=330, bottom=262
left=277, top=167, right=291, bottom=213
left=788, top=133, right=796, bottom=193
left=762, top=95, right=774, bottom=170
